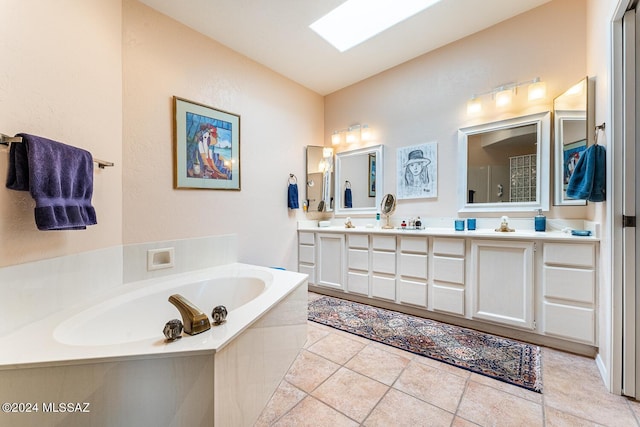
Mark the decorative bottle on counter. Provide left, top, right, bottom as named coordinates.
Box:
left=535, top=209, right=546, bottom=232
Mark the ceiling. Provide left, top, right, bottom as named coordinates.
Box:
left=138, top=0, right=551, bottom=95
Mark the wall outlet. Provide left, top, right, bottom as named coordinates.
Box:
left=147, top=247, right=175, bottom=271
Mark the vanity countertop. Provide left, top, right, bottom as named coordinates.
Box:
left=298, top=225, right=600, bottom=242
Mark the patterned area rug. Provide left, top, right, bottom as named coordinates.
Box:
left=308, top=295, right=542, bottom=393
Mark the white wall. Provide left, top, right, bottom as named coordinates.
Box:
left=0, top=0, right=123, bottom=267
left=325, top=0, right=589, bottom=223
left=123, top=0, right=324, bottom=270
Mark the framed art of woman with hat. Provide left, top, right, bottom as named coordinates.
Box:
left=397, top=142, right=438, bottom=199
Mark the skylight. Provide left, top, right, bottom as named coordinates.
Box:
left=310, top=0, right=442, bottom=52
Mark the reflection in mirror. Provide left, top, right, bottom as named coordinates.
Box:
left=306, top=146, right=333, bottom=212
left=334, top=145, right=384, bottom=216
left=458, top=112, right=550, bottom=212
left=554, top=77, right=588, bottom=206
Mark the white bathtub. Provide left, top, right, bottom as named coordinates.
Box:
left=0, top=263, right=308, bottom=427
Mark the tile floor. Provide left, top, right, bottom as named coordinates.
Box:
left=255, top=294, right=640, bottom=426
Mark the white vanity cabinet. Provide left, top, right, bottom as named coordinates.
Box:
left=316, top=233, right=346, bottom=290
left=542, top=242, right=596, bottom=344
left=431, top=238, right=466, bottom=316
left=470, top=239, right=535, bottom=330
left=371, top=235, right=397, bottom=301
left=299, top=227, right=599, bottom=351
left=398, top=236, right=429, bottom=307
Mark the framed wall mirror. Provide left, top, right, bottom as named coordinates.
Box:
left=553, top=77, right=590, bottom=206
left=334, top=144, right=384, bottom=216
left=306, top=146, right=333, bottom=212
left=458, top=111, right=550, bottom=213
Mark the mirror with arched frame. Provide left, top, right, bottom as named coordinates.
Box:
left=553, top=77, right=590, bottom=206
left=458, top=111, right=551, bottom=212
left=334, top=144, right=384, bottom=216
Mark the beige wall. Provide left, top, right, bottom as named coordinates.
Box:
left=325, top=0, right=588, bottom=221
left=0, top=0, right=123, bottom=267
left=122, top=0, right=323, bottom=269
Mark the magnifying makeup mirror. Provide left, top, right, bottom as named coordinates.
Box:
left=380, top=194, right=396, bottom=229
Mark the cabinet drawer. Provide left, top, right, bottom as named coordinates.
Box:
left=299, top=245, right=315, bottom=264
left=348, top=234, right=369, bottom=249
left=432, top=285, right=465, bottom=316
left=433, top=238, right=465, bottom=256
left=372, top=275, right=395, bottom=301
left=433, top=256, right=465, bottom=284
left=372, top=235, right=396, bottom=251
left=299, top=232, right=315, bottom=245
left=298, top=264, right=315, bottom=284
left=543, top=302, right=595, bottom=344
left=372, top=251, right=396, bottom=274
left=544, top=243, right=595, bottom=268
left=348, top=249, right=369, bottom=271
left=398, top=279, right=427, bottom=307
left=347, top=271, right=369, bottom=295
left=400, top=236, right=428, bottom=254
left=399, top=253, right=428, bottom=280
left=544, top=266, right=595, bottom=304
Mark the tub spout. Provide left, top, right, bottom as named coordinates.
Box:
left=168, top=294, right=211, bottom=335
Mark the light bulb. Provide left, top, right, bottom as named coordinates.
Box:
left=467, top=98, right=482, bottom=114
left=528, top=81, right=546, bottom=101
left=495, top=89, right=512, bottom=107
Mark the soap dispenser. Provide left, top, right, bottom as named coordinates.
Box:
left=534, top=209, right=546, bottom=232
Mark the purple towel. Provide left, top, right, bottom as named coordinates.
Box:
left=6, top=134, right=97, bottom=230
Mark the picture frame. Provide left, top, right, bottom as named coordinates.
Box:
left=396, top=142, right=438, bottom=200
left=368, top=153, right=376, bottom=197
left=173, top=96, right=241, bottom=190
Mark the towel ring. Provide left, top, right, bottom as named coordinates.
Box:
left=594, top=123, right=605, bottom=146
left=288, top=174, right=297, bottom=184
left=345, top=180, right=351, bottom=189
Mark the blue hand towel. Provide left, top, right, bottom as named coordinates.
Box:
left=566, top=144, right=606, bottom=202
left=344, top=188, right=353, bottom=208
left=288, top=183, right=299, bottom=209
left=6, top=133, right=97, bottom=230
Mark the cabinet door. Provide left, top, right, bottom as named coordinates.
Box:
left=317, top=233, right=345, bottom=290
left=471, top=240, right=534, bottom=329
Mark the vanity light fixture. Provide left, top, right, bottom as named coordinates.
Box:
left=466, top=77, right=546, bottom=114
left=331, top=124, right=372, bottom=146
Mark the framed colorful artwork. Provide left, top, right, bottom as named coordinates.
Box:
left=173, top=96, right=241, bottom=190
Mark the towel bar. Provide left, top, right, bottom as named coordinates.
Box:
left=1, top=133, right=114, bottom=169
